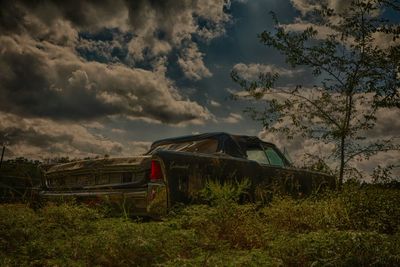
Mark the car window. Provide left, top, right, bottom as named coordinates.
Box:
left=264, top=147, right=285, bottom=167
left=148, top=139, right=218, bottom=154
left=246, top=149, right=270, bottom=165
left=246, top=145, right=286, bottom=167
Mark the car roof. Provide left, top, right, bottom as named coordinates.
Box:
left=150, top=132, right=276, bottom=149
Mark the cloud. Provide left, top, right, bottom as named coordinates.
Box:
left=0, top=112, right=123, bottom=159
left=287, top=0, right=396, bottom=49
left=353, top=150, right=400, bottom=181
left=232, top=63, right=303, bottom=80
left=368, top=108, right=400, bottom=139
left=221, top=113, right=243, bottom=124
left=0, top=34, right=212, bottom=124
left=290, top=0, right=352, bottom=16
left=76, top=34, right=130, bottom=64
left=178, top=42, right=212, bottom=80
left=210, top=100, right=222, bottom=107
left=126, top=141, right=152, bottom=156
left=259, top=128, right=336, bottom=164
left=0, top=0, right=235, bottom=157
left=127, top=0, right=230, bottom=59
left=111, top=128, right=127, bottom=134
left=282, top=19, right=336, bottom=39
left=0, top=0, right=232, bottom=125
left=0, top=111, right=157, bottom=159
left=371, top=31, right=400, bottom=49
left=282, top=18, right=399, bottom=50
left=257, top=92, right=400, bottom=178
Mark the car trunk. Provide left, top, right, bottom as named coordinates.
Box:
left=43, top=156, right=151, bottom=191
left=39, top=156, right=169, bottom=217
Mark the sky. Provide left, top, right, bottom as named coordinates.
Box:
left=0, top=0, right=399, bottom=177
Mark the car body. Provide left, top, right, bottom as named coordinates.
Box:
left=40, top=132, right=335, bottom=217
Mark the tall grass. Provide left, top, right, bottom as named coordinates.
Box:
left=1, top=182, right=399, bottom=266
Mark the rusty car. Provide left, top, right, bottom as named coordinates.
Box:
left=40, top=132, right=335, bottom=217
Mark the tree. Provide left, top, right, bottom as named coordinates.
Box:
left=232, top=0, right=400, bottom=187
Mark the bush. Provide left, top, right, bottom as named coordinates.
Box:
left=180, top=179, right=265, bottom=249
left=269, top=230, right=400, bottom=267
left=261, top=184, right=400, bottom=234
left=261, top=196, right=349, bottom=233
left=340, top=185, right=400, bottom=234
left=0, top=183, right=399, bottom=266
left=163, top=249, right=280, bottom=267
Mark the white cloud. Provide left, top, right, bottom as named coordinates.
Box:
left=282, top=19, right=336, bottom=39
left=288, top=0, right=390, bottom=47
left=84, top=122, right=105, bottom=130
left=353, top=150, right=400, bottom=181
left=256, top=94, right=400, bottom=179
left=221, top=113, right=243, bottom=124
left=0, top=112, right=158, bottom=159
left=126, top=141, right=152, bottom=156
left=124, top=0, right=231, bottom=76
left=178, top=42, right=212, bottom=80
left=111, top=128, right=127, bottom=134
left=210, top=100, right=222, bottom=107
left=290, top=0, right=352, bottom=16
left=371, top=31, right=400, bottom=49
left=232, top=63, right=303, bottom=80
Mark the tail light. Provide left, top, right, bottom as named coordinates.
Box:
left=150, top=160, right=163, bottom=181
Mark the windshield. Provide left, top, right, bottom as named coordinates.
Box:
left=147, top=138, right=219, bottom=154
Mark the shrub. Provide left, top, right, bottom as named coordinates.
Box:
left=175, top=178, right=266, bottom=249
left=199, top=178, right=251, bottom=205
left=340, top=185, right=400, bottom=234
left=261, top=196, right=350, bottom=233
left=1, top=183, right=399, bottom=266
left=261, top=185, right=400, bottom=234
left=269, top=230, right=400, bottom=267
left=163, top=249, right=281, bottom=267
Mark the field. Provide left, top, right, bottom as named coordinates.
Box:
left=1, top=182, right=400, bottom=266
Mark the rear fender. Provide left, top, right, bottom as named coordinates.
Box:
left=146, top=156, right=169, bottom=216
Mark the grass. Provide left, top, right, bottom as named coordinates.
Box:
left=1, top=183, right=400, bottom=266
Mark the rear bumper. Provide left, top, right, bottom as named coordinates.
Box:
left=39, top=182, right=168, bottom=217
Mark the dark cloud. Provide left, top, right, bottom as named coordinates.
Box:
left=0, top=127, right=72, bottom=149
left=0, top=1, right=26, bottom=34
left=0, top=112, right=123, bottom=159
left=123, top=0, right=230, bottom=76
left=0, top=35, right=213, bottom=123
left=2, top=0, right=127, bottom=30
left=7, top=0, right=397, bottom=174
left=0, top=0, right=227, bottom=124
left=76, top=29, right=132, bottom=64
left=0, top=40, right=119, bottom=120
left=0, top=0, right=230, bottom=73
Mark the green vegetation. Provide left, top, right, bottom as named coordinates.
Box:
left=1, top=182, right=400, bottom=266
left=0, top=159, right=42, bottom=202
left=232, top=0, right=400, bottom=186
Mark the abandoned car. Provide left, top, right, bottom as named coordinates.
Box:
left=40, top=132, right=335, bottom=217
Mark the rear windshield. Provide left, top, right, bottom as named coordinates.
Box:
left=147, top=138, right=219, bottom=154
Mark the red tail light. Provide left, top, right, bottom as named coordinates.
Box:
left=150, top=160, right=163, bottom=181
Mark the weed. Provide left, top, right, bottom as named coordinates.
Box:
left=1, top=183, right=399, bottom=266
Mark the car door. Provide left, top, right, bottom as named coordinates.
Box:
left=245, top=144, right=302, bottom=201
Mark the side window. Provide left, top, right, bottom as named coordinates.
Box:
left=246, top=149, right=270, bottom=165
left=264, top=147, right=285, bottom=167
